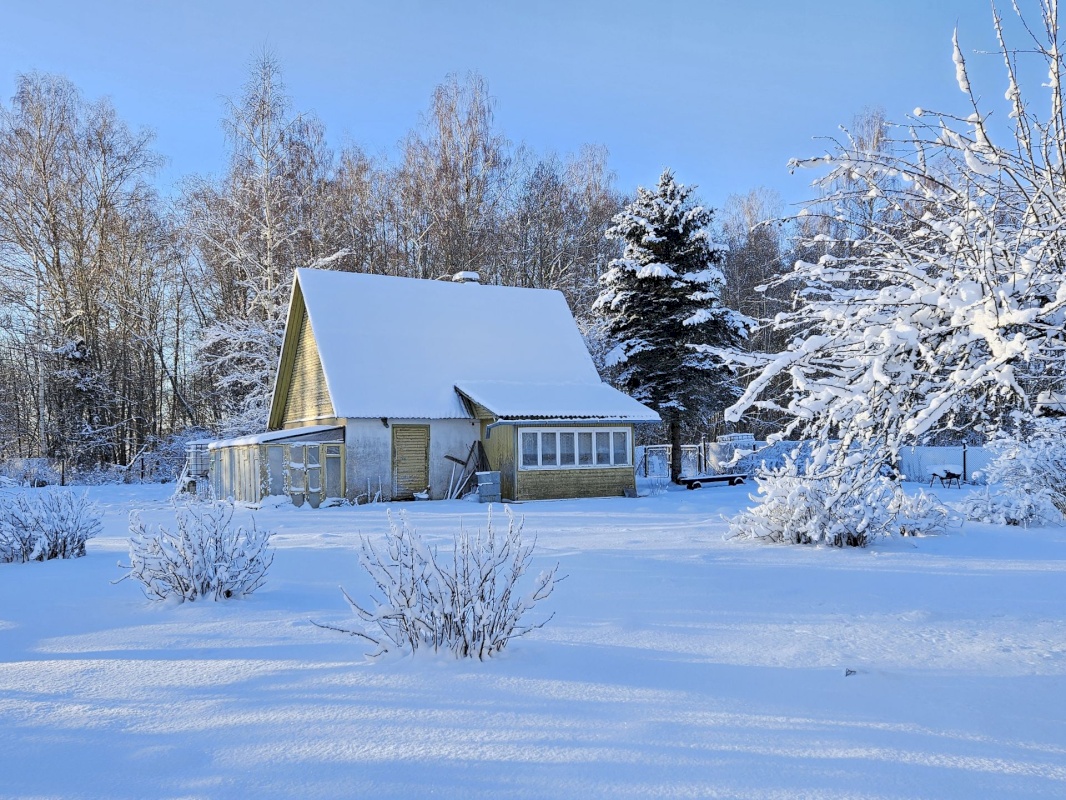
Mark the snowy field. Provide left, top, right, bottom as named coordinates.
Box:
left=1, top=482, right=1064, bottom=800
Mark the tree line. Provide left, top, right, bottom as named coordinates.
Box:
left=0, top=54, right=794, bottom=475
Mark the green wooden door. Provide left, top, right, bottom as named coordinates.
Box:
left=392, top=425, right=430, bottom=500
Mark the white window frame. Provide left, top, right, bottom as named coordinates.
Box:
left=518, top=426, right=631, bottom=470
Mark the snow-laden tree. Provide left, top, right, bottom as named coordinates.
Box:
left=726, top=2, right=1066, bottom=536
left=0, top=73, right=186, bottom=470
left=595, top=170, right=748, bottom=482
left=184, top=53, right=348, bottom=435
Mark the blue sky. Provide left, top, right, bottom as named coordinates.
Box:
left=1, top=0, right=1011, bottom=208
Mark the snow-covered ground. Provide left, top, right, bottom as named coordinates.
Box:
left=1, top=482, right=1064, bottom=799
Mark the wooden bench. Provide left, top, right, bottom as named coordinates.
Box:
left=928, top=464, right=963, bottom=488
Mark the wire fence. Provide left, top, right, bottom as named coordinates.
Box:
left=636, top=442, right=992, bottom=483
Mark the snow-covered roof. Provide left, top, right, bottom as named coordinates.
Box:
left=289, top=269, right=658, bottom=422
left=209, top=425, right=344, bottom=450
left=455, top=380, right=660, bottom=421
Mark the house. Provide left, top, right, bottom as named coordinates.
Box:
left=209, top=268, right=659, bottom=505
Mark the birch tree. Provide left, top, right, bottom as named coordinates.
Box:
left=0, top=73, right=182, bottom=471
left=184, top=53, right=347, bottom=434
left=395, top=73, right=508, bottom=280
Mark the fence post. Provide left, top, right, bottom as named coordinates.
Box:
left=962, top=443, right=968, bottom=484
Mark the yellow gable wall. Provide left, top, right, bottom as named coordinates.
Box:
left=281, top=310, right=335, bottom=427
left=269, top=281, right=336, bottom=430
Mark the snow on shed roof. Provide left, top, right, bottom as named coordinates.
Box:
left=455, top=380, right=660, bottom=421
left=209, top=425, right=344, bottom=450
left=292, top=269, right=656, bottom=421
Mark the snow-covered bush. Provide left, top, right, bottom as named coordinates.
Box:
left=150, top=427, right=216, bottom=483
left=0, top=458, right=61, bottom=487
left=890, top=488, right=953, bottom=537
left=320, top=508, right=559, bottom=660
left=979, top=423, right=1066, bottom=516
left=729, top=455, right=896, bottom=547
left=729, top=440, right=815, bottom=476
left=121, top=503, right=273, bottom=601
left=0, top=490, right=101, bottom=563
left=955, top=486, right=1060, bottom=528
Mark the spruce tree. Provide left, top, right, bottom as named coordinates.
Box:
left=594, top=170, right=746, bottom=483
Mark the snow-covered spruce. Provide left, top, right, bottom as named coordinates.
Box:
left=120, top=502, right=273, bottom=601
left=594, top=169, right=748, bottom=483
left=0, top=489, right=101, bottom=563
left=319, top=508, right=560, bottom=660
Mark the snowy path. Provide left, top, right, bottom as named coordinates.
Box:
left=1, top=483, right=1064, bottom=799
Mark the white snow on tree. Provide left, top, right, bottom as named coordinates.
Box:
left=185, top=55, right=349, bottom=436
left=594, top=169, right=748, bottom=482
left=726, top=4, right=1066, bottom=503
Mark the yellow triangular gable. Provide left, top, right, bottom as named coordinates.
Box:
left=268, top=281, right=336, bottom=429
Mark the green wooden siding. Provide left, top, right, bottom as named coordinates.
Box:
left=482, top=422, right=516, bottom=500
left=515, top=466, right=635, bottom=501
left=482, top=421, right=636, bottom=501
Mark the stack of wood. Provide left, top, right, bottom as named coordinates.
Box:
left=445, top=441, right=490, bottom=499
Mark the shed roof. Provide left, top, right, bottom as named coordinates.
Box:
left=455, top=380, right=660, bottom=421
left=209, top=425, right=344, bottom=450
left=284, top=269, right=657, bottom=422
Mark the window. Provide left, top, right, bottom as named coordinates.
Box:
left=519, top=427, right=630, bottom=470
left=595, top=432, right=610, bottom=465
left=521, top=432, right=539, bottom=467
left=578, top=432, right=593, bottom=465
left=559, top=432, right=575, bottom=466
left=541, top=432, right=557, bottom=466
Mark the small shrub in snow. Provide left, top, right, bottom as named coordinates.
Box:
left=320, top=508, right=560, bottom=660
left=729, top=455, right=896, bottom=547
left=0, top=458, right=60, bottom=487
left=121, top=502, right=273, bottom=601
left=890, top=488, right=953, bottom=537
left=0, top=490, right=101, bottom=563
left=954, top=486, right=1060, bottom=528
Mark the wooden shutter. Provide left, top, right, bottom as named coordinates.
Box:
left=392, top=425, right=430, bottom=500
